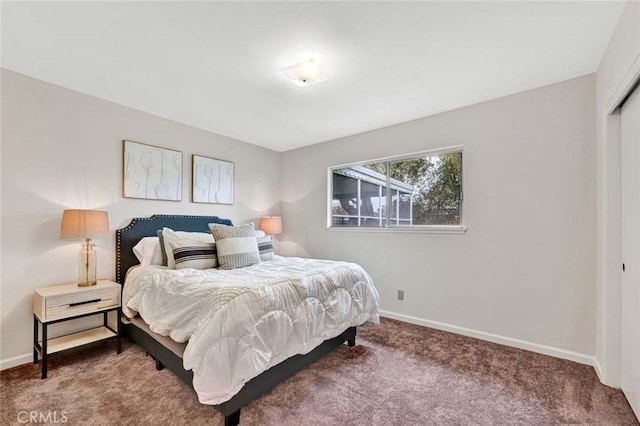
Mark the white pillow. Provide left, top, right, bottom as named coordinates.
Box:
left=132, top=237, right=163, bottom=266
left=161, top=227, right=214, bottom=269
left=255, top=230, right=266, bottom=238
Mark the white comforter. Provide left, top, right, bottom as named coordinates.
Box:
left=123, top=255, right=379, bottom=405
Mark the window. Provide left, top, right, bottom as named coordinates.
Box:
left=328, top=147, right=463, bottom=229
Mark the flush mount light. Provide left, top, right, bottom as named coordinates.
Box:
left=281, top=59, right=328, bottom=87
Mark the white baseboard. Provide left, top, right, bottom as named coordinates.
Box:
left=593, top=357, right=605, bottom=383
left=1, top=352, right=32, bottom=371
left=379, top=310, right=596, bottom=367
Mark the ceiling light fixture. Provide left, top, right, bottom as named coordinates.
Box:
left=281, top=59, right=327, bottom=87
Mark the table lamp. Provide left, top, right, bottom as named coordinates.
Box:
left=60, top=209, right=110, bottom=287
left=260, top=216, right=283, bottom=239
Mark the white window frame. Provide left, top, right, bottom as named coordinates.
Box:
left=327, top=145, right=466, bottom=234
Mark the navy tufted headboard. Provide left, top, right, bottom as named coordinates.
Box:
left=114, top=214, right=233, bottom=284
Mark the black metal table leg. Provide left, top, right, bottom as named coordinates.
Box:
left=33, top=316, right=38, bottom=364
left=41, top=322, right=47, bottom=379
left=116, top=308, right=122, bottom=354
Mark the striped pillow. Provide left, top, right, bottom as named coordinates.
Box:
left=257, top=236, right=274, bottom=261
left=208, top=223, right=260, bottom=270
left=168, top=240, right=218, bottom=270
left=161, top=227, right=214, bottom=269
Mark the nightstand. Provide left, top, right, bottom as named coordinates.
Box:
left=33, top=280, right=122, bottom=379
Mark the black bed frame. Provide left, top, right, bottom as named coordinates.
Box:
left=115, top=215, right=356, bottom=426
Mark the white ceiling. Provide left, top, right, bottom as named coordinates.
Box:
left=1, top=1, right=626, bottom=152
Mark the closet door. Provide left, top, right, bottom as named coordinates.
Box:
left=621, top=85, right=640, bottom=420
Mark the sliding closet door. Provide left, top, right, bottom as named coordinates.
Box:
left=621, top=84, right=640, bottom=420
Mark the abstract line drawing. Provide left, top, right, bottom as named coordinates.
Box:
left=123, top=140, right=182, bottom=201
left=192, top=155, right=234, bottom=204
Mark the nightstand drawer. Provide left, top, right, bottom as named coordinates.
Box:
left=33, top=280, right=121, bottom=322
left=44, top=287, right=120, bottom=321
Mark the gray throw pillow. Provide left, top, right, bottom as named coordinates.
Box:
left=157, top=229, right=168, bottom=266
left=208, top=223, right=260, bottom=270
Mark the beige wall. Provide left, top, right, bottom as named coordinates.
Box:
left=0, top=69, right=281, bottom=366
left=595, top=0, right=640, bottom=386
left=281, top=75, right=596, bottom=361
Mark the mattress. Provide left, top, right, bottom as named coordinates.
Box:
left=123, top=315, right=186, bottom=358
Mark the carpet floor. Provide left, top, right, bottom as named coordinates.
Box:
left=1, top=318, right=637, bottom=425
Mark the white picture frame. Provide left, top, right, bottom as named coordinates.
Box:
left=123, top=140, right=183, bottom=201
left=192, top=155, right=234, bottom=205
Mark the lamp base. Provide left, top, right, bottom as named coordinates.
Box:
left=78, top=239, right=97, bottom=287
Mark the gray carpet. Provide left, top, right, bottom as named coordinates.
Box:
left=1, top=318, right=638, bottom=425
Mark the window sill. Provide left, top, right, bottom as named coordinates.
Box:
left=326, top=225, right=466, bottom=234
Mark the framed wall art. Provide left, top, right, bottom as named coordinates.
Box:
left=123, top=140, right=182, bottom=201
left=192, top=155, right=234, bottom=204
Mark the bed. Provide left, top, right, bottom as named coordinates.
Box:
left=115, top=214, right=379, bottom=426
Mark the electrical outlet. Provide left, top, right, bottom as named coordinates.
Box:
left=397, top=290, right=404, bottom=301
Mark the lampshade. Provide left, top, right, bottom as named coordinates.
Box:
left=60, top=210, right=110, bottom=240
left=261, top=216, right=283, bottom=236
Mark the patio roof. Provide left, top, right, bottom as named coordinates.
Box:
left=333, top=165, right=414, bottom=193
